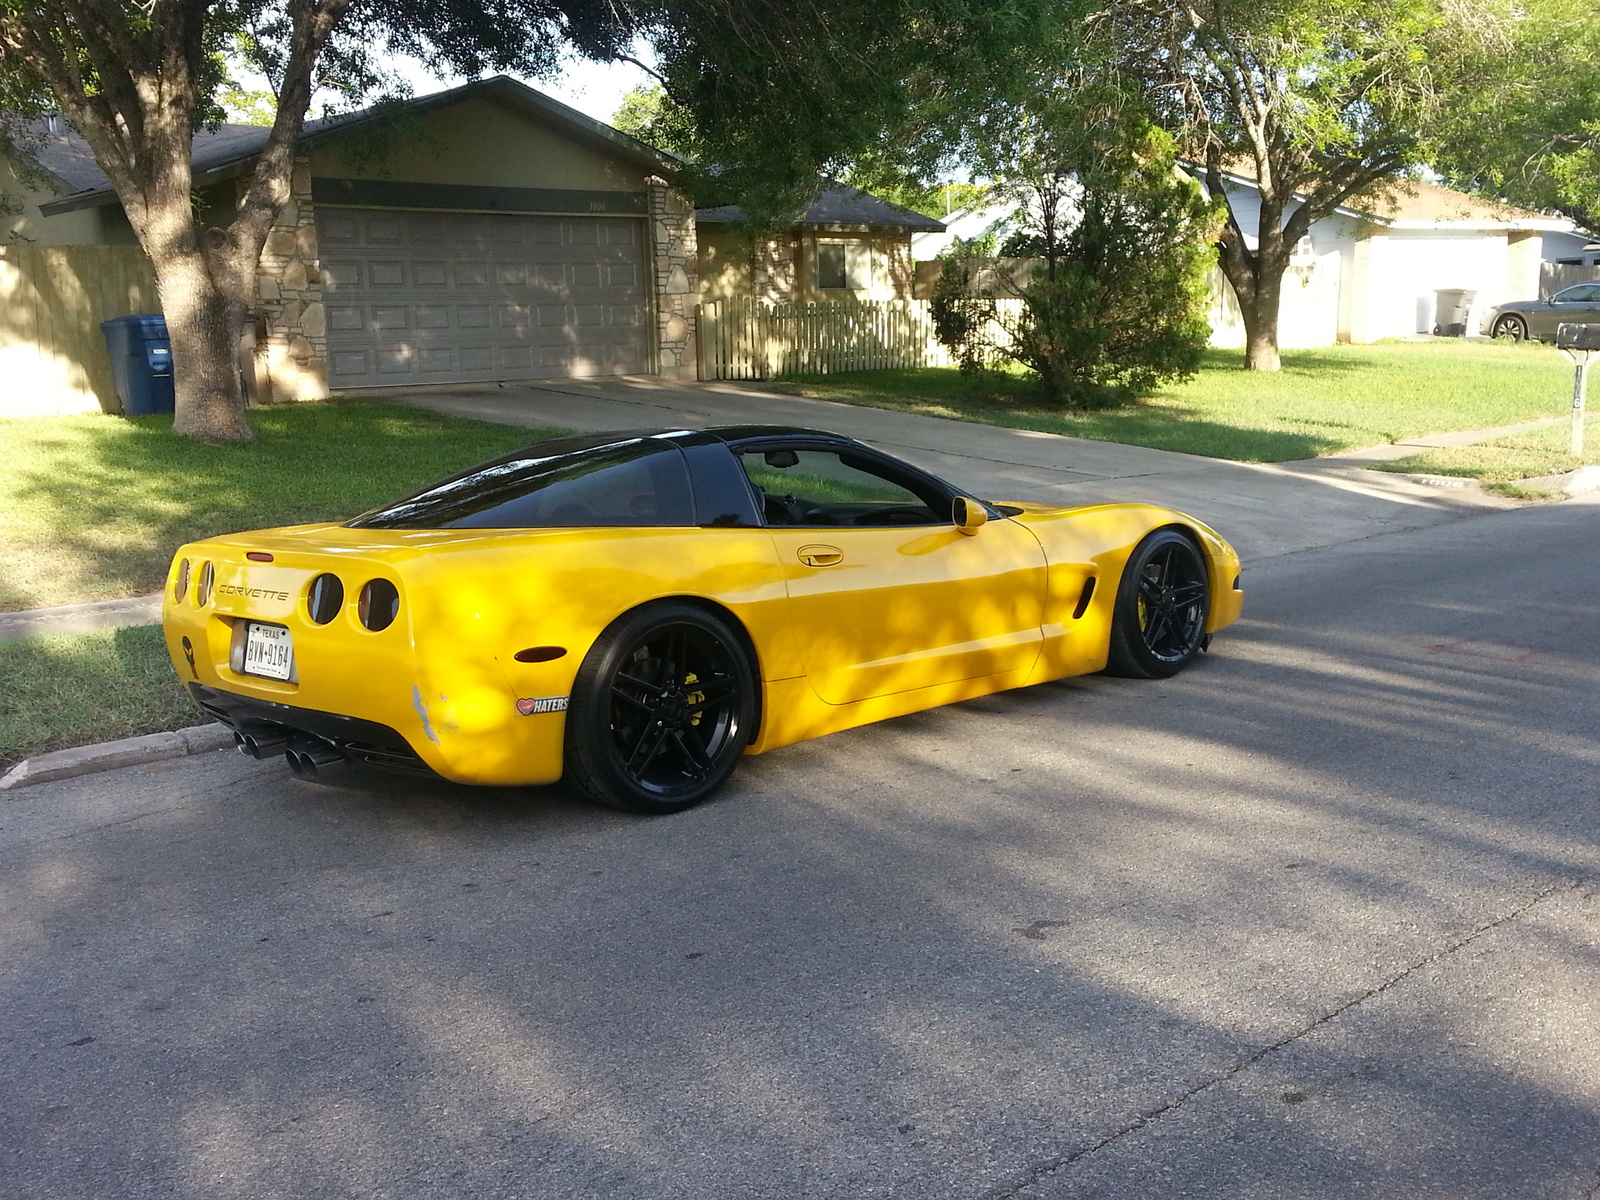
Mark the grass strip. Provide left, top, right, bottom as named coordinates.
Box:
left=1372, top=419, right=1600, bottom=497
left=1, top=401, right=561, bottom=612
left=0, top=625, right=194, bottom=770
left=778, top=341, right=1572, bottom=463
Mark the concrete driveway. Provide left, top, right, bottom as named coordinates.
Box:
left=372, top=375, right=1516, bottom=565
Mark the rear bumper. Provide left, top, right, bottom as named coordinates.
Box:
left=189, top=683, right=435, bottom=776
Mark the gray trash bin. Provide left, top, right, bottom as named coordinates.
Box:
left=1432, top=289, right=1477, bottom=337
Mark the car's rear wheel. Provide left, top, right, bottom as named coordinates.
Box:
left=564, top=603, right=754, bottom=814
left=1492, top=314, right=1529, bottom=341
left=1106, top=529, right=1210, bottom=679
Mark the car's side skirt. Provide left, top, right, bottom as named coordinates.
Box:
left=748, top=667, right=1038, bottom=755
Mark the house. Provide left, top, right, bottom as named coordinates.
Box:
left=1, top=79, right=948, bottom=417
left=2, top=76, right=698, bottom=415
left=695, top=186, right=943, bottom=304
left=1195, top=165, right=1583, bottom=347
left=908, top=201, right=1017, bottom=261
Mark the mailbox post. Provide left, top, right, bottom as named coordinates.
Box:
left=1555, top=322, right=1600, bottom=455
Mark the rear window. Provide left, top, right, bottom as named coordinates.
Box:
left=347, top=437, right=695, bottom=530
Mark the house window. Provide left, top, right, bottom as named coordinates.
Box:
left=817, top=240, right=874, bottom=290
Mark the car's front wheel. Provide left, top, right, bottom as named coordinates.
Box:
left=564, top=602, right=755, bottom=814
left=1492, top=314, right=1529, bottom=341
left=1106, top=529, right=1211, bottom=679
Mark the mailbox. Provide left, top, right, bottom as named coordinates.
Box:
left=1556, top=322, right=1600, bottom=351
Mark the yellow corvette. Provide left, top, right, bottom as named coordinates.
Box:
left=162, top=426, right=1242, bottom=813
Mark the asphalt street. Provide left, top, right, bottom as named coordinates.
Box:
left=3, top=494, right=1597, bottom=1199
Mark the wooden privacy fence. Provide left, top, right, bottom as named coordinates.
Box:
left=698, top=297, right=987, bottom=381
left=0, top=244, right=161, bottom=417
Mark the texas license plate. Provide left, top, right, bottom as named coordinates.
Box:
left=242, top=622, right=294, bottom=680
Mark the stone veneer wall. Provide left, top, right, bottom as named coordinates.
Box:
left=647, top=178, right=698, bottom=380
left=252, top=155, right=328, bottom=401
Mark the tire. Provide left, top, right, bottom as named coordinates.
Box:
left=1492, top=314, right=1529, bottom=342
left=1105, top=529, right=1211, bottom=680
left=564, top=602, right=755, bottom=814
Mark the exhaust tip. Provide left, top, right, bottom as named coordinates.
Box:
left=235, top=727, right=290, bottom=760
left=284, top=735, right=343, bottom=779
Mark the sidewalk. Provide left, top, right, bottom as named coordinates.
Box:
left=3, top=376, right=1543, bottom=643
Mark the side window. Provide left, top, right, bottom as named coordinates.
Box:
left=348, top=441, right=694, bottom=529
left=737, top=448, right=945, bottom=527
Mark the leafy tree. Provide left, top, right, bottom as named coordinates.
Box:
left=610, top=83, right=695, bottom=158
left=932, top=111, right=1217, bottom=408
left=1428, top=0, right=1600, bottom=230
left=840, top=172, right=988, bottom=221
left=646, top=0, right=1057, bottom=223
left=611, top=84, right=991, bottom=223
left=1100, top=0, right=1539, bottom=371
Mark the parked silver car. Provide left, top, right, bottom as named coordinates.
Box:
left=1480, top=283, right=1600, bottom=341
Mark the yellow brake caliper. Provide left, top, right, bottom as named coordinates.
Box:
left=684, top=672, right=704, bottom=726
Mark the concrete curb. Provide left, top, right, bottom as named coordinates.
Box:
left=0, top=723, right=235, bottom=793
left=0, top=592, right=163, bottom=643
left=1511, top=464, right=1600, bottom=495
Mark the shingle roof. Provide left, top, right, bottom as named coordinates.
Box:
left=697, top=185, right=946, bottom=232
left=1190, top=158, right=1568, bottom=228
left=1354, top=177, right=1550, bottom=224
left=30, top=76, right=678, bottom=215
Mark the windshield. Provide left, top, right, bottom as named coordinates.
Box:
left=346, top=436, right=695, bottom=530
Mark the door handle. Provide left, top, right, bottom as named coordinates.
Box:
left=798, top=544, right=843, bottom=567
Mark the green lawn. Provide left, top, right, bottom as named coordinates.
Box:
left=0, top=625, right=194, bottom=769
left=778, top=340, right=1574, bottom=462
left=1374, top=418, right=1600, bottom=496
left=1, top=402, right=560, bottom=612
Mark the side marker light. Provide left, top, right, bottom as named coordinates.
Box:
left=514, top=646, right=568, bottom=663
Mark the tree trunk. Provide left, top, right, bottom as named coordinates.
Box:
left=1239, top=267, right=1283, bottom=372
left=157, top=241, right=256, bottom=442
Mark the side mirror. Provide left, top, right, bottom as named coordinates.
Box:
left=952, top=496, right=988, bottom=536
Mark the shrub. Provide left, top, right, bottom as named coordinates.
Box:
left=931, top=125, right=1219, bottom=409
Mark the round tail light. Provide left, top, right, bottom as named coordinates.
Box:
left=358, top=579, right=399, bottom=631
left=307, top=573, right=344, bottom=624
left=195, top=561, right=214, bottom=607
left=173, top=558, right=191, bottom=603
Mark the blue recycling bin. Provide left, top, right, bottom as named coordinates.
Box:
left=101, top=314, right=175, bottom=415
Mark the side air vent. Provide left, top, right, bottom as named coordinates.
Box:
left=1071, top=576, right=1097, bottom=620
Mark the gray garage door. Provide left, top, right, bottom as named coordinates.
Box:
left=317, top=208, right=649, bottom=388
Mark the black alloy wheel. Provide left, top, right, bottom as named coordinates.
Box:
left=1106, top=529, right=1211, bottom=679
left=1492, top=314, right=1529, bottom=342
left=565, top=603, right=755, bottom=814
